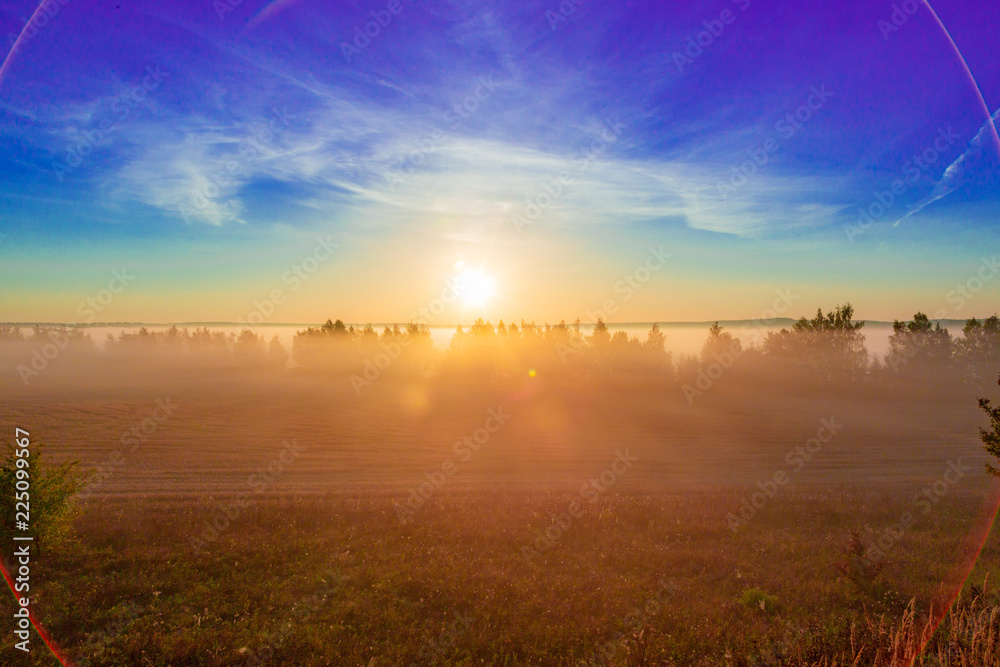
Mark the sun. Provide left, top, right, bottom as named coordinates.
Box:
left=455, top=266, right=496, bottom=308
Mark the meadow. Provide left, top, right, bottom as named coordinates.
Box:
left=1, top=311, right=999, bottom=666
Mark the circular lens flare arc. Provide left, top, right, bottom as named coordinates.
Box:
left=0, top=557, right=73, bottom=667
left=0, top=0, right=51, bottom=90
left=921, top=1, right=1000, bottom=155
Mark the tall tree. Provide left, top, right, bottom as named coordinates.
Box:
left=764, top=303, right=867, bottom=383
left=702, top=322, right=741, bottom=362
left=979, top=373, right=1000, bottom=477
left=588, top=318, right=611, bottom=347
left=885, top=312, right=953, bottom=374
left=957, top=316, right=1000, bottom=385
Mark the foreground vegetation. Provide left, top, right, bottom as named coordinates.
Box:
left=1, top=490, right=998, bottom=666
left=3, top=307, right=999, bottom=665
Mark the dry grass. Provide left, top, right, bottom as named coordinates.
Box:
left=1, top=489, right=997, bottom=666
left=792, top=595, right=1000, bottom=667
left=1, top=370, right=998, bottom=665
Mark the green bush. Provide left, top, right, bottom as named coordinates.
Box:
left=0, top=443, right=80, bottom=555
left=834, top=529, right=886, bottom=600
left=738, top=587, right=778, bottom=614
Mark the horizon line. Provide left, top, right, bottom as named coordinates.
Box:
left=0, top=317, right=984, bottom=328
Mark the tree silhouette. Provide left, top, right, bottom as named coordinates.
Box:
left=643, top=323, right=670, bottom=368
left=588, top=318, right=610, bottom=347
left=233, top=328, right=267, bottom=366
left=321, top=318, right=350, bottom=337
left=0, top=324, right=23, bottom=340
left=979, top=372, right=1000, bottom=477
left=957, top=316, right=1000, bottom=385
left=702, top=322, right=741, bottom=362
left=764, top=303, right=867, bottom=384
left=885, top=312, right=953, bottom=375
left=267, top=335, right=288, bottom=368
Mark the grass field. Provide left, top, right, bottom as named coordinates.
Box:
left=2, top=368, right=999, bottom=665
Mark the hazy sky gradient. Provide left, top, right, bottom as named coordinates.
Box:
left=1, top=0, right=998, bottom=324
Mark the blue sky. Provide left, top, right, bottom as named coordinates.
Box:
left=0, top=0, right=998, bottom=323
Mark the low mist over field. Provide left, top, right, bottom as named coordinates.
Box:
left=2, top=317, right=969, bottom=360
left=0, top=307, right=998, bottom=495
left=2, top=307, right=1000, bottom=665
left=3, top=0, right=1000, bottom=664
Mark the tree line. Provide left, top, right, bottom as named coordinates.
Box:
left=1, top=306, right=998, bottom=391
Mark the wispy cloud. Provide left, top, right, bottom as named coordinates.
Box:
left=893, top=107, right=1000, bottom=226
left=100, top=84, right=845, bottom=238
left=2, top=0, right=984, bottom=245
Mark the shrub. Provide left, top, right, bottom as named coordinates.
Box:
left=738, top=587, right=778, bottom=614
left=0, top=443, right=80, bottom=555
left=834, top=529, right=886, bottom=600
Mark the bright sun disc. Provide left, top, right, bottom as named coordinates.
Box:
left=457, top=270, right=495, bottom=307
